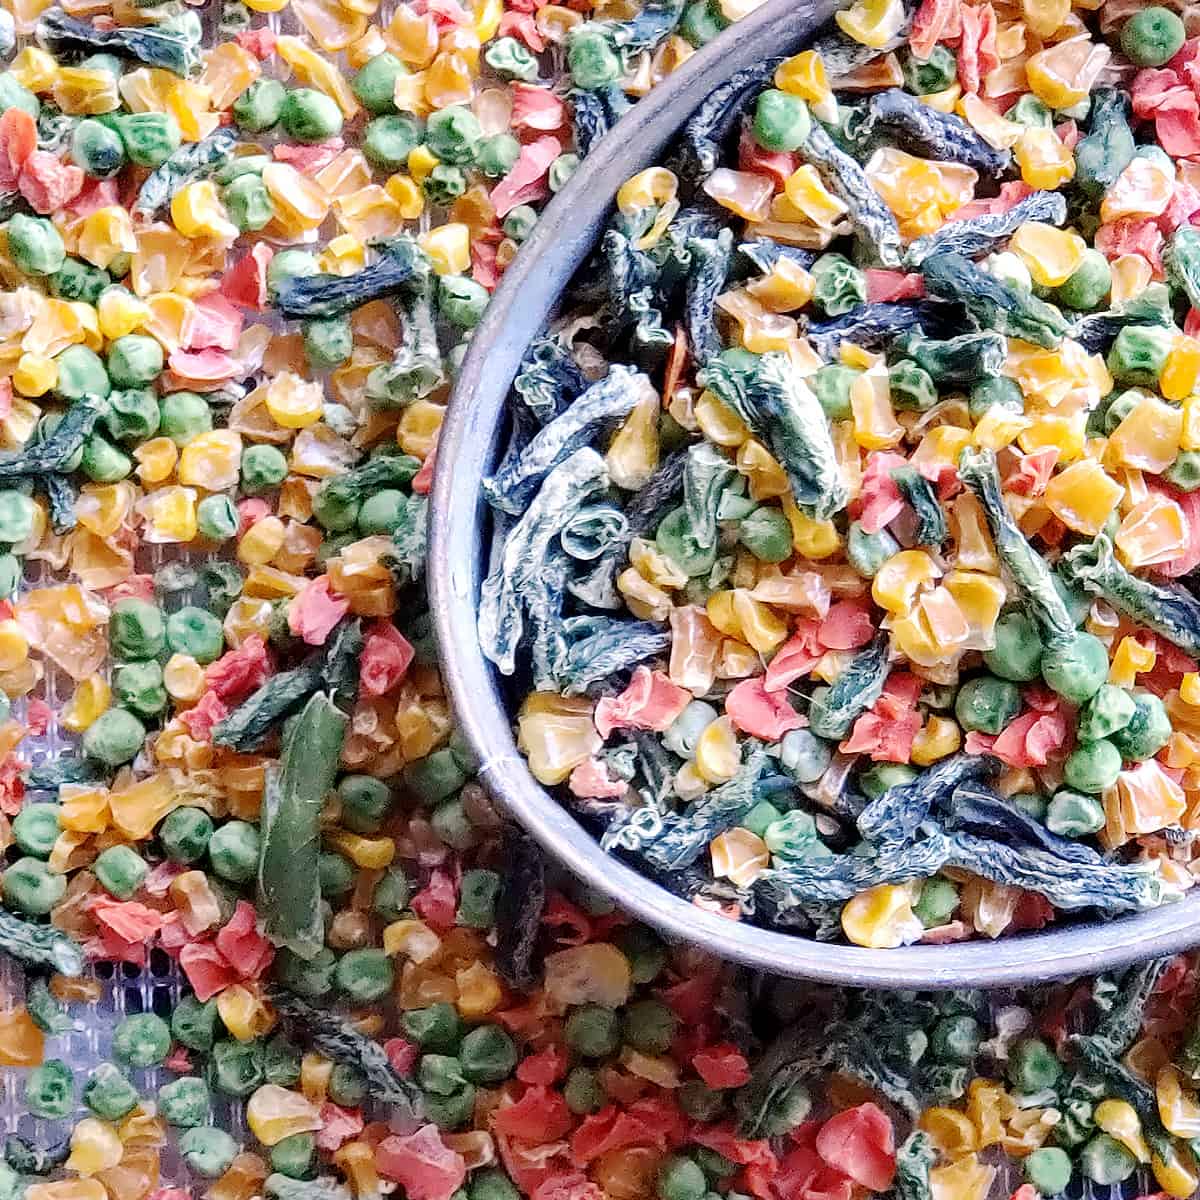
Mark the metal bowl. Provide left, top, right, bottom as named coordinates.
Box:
left=428, top=0, right=1200, bottom=987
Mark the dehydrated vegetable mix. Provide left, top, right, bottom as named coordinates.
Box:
left=484, top=0, right=1200, bottom=951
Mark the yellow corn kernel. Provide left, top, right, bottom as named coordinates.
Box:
left=133, top=437, right=178, bottom=486
left=971, top=405, right=1030, bottom=452
left=841, top=883, right=922, bottom=948
left=745, top=258, right=814, bottom=313
left=265, top=372, right=324, bottom=430
left=774, top=49, right=830, bottom=104
left=407, top=145, right=440, bottom=183
left=419, top=223, right=470, bottom=275
left=694, top=715, right=740, bottom=784
left=850, top=366, right=903, bottom=449
left=921, top=83, right=961, bottom=112
left=957, top=92, right=1024, bottom=150
left=1018, top=413, right=1085, bottom=462
left=0, top=620, right=29, bottom=674
left=178, top=429, right=243, bottom=492
left=1153, top=1142, right=1200, bottom=1200
left=96, top=287, right=149, bottom=340
left=12, top=353, right=56, bottom=399
left=835, top=0, right=905, bottom=47
left=385, top=174, right=425, bottom=220
left=1043, top=459, right=1125, bottom=536
left=65, top=1119, right=123, bottom=1177
left=455, top=960, right=503, bottom=1019
left=217, top=984, right=276, bottom=1043
left=383, top=919, right=441, bottom=962
left=140, top=486, right=197, bottom=543
left=780, top=494, right=840, bottom=559
left=163, top=653, right=205, bottom=703
left=929, top=1154, right=996, bottom=1200
left=618, top=568, right=673, bottom=622
left=694, top=390, right=750, bottom=447
left=1183, top=396, right=1200, bottom=453
left=1026, top=37, right=1110, bottom=109
left=61, top=675, right=111, bottom=735
left=873, top=550, right=939, bottom=614
left=1095, top=1099, right=1151, bottom=1162
left=1014, top=127, right=1075, bottom=189
left=1183, top=672, right=1200, bottom=707
left=10, top=47, right=57, bottom=91
left=1163, top=337, right=1200, bottom=402
left=316, top=234, right=366, bottom=276
left=246, top=1085, right=322, bottom=1146
left=1110, top=635, right=1156, bottom=688
left=1159, top=1065, right=1200, bottom=1140
left=782, top=164, right=848, bottom=230
left=710, top=827, right=770, bottom=888
left=706, top=589, right=786, bottom=653
left=238, top=516, right=287, bottom=566
left=397, top=400, right=444, bottom=460
left=607, top=392, right=660, bottom=491
left=911, top=716, right=962, bottom=766
left=335, top=1142, right=381, bottom=1200
left=300, top=1053, right=333, bottom=1106
left=918, top=1107, right=979, bottom=1157
left=171, top=180, right=237, bottom=241
left=326, top=830, right=396, bottom=870
left=1009, top=222, right=1087, bottom=287
left=1107, top=394, right=1184, bottom=473
left=58, top=786, right=109, bottom=834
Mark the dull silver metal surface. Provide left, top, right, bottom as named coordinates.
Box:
left=428, top=0, right=1200, bottom=989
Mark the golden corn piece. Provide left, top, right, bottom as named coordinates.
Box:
left=164, top=653, right=205, bottom=702
left=1110, top=635, right=1155, bottom=687
left=13, top=353, right=56, bottom=398
left=217, top=984, right=276, bottom=1042
left=455, top=961, right=503, bottom=1018
left=383, top=919, right=442, bottom=962
left=841, top=884, right=922, bottom=948
left=326, top=830, right=396, bottom=869
left=61, top=675, right=111, bottom=733
left=245, top=1084, right=322, bottom=1146
left=911, top=716, right=962, bottom=766
left=65, top=1120, right=123, bottom=1177
left=694, top=715, right=740, bottom=784
left=238, top=516, right=287, bottom=566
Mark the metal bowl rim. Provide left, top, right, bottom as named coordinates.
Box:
left=427, top=0, right=1200, bottom=988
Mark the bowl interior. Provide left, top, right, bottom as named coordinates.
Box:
left=428, top=0, right=1200, bottom=988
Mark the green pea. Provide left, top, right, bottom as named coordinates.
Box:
left=159, top=1075, right=210, bottom=1126
left=311, top=482, right=360, bottom=531
left=197, top=494, right=239, bottom=542
left=811, top=253, right=866, bottom=317
left=847, top=521, right=899, bottom=577
left=1110, top=691, right=1171, bottom=761
left=1055, top=249, right=1111, bottom=311
left=94, top=844, right=149, bottom=900
left=51, top=256, right=111, bottom=305
left=1024, top=1146, right=1072, bottom=1195
left=563, top=1066, right=606, bottom=1115
left=105, top=387, right=160, bottom=444
left=110, top=598, right=165, bottom=661
left=432, top=797, right=476, bottom=852
left=179, top=1127, right=239, bottom=1179
left=210, top=1038, right=265, bottom=1097
left=2, top=855, right=64, bottom=915
left=658, top=1156, right=708, bottom=1200
left=423, top=163, right=466, bottom=204
left=271, top=1133, right=317, bottom=1180
left=567, top=27, right=622, bottom=88
left=114, top=660, right=167, bottom=719
left=902, top=44, right=956, bottom=94
left=461, top=1025, right=519, bottom=1083
left=171, top=994, right=220, bottom=1052
left=24, top=1059, right=74, bottom=1119
left=740, top=800, right=782, bottom=840
left=234, top=78, right=285, bottom=131
left=83, top=707, right=146, bottom=766
left=336, top=774, right=391, bottom=833
left=422, top=1079, right=476, bottom=1130
left=1077, top=684, right=1135, bottom=741
left=54, top=343, right=110, bottom=402
left=456, top=868, right=500, bottom=929
left=402, top=1003, right=463, bottom=1053
left=364, top=114, right=423, bottom=169
left=548, top=153, right=579, bottom=192
left=1007, top=1036, right=1062, bottom=1092
left=1107, top=325, right=1173, bottom=386
left=1063, top=739, right=1123, bottom=793
left=968, top=375, right=1024, bottom=421
left=81, top=433, right=132, bottom=483
left=280, top=88, right=343, bottom=142
left=735, top=506, right=791, bottom=563
left=470, top=1169, right=521, bottom=1200
left=372, top=867, right=411, bottom=922
left=929, top=1015, right=980, bottom=1063
left=502, top=204, right=538, bottom=242
left=159, top=391, right=213, bottom=445
left=426, top=105, right=482, bottom=164
left=655, top=505, right=717, bottom=577
left=439, top=275, right=489, bottom=329
left=623, top=998, right=678, bottom=1055
left=12, top=803, right=61, bottom=860
left=223, top=173, right=274, bottom=232
left=0, top=74, right=39, bottom=118
left=405, top=747, right=469, bottom=805
left=678, top=1079, right=725, bottom=1122
left=267, top=249, right=319, bottom=297
left=302, top=315, right=353, bottom=369
left=165, top=606, right=225, bottom=665
left=861, top=763, right=918, bottom=800
left=274, top=947, right=336, bottom=998
left=914, top=876, right=959, bottom=927
left=113, top=1011, right=171, bottom=1068
left=318, top=851, right=354, bottom=898
left=485, top=36, right=539, bottom=82
left=107, top=334, right=163, bottom=388
left=982, top=610, right=1043, bottom=682
left=1042, top=630, right=1109, bottom=703
left=335, top=947, right=394, bottom=1003
left=0, top=490, right=31, bottom=550
left=753, top=89, right=811, bottom=152
left=208, top=820, right=260, bottom=883
left=116, top=112, right=180, bottom=168
left=954, top=674, right=1021, bottom=735
left=83, top=1064, right=138, bottom=1120
left=1121, top=6, right=1185, bottom=66
left=566, top=1003, right=621, bottom=1058
left=1167, top=450, right=1200, bottom=491
left=1079, top=1133, right=1137, bottom=1185
left=7, top=214, right=65, bottom=277
left=615, top=926, right=666, bottom=984
left=328, top=1062, right=368, bottom=1107
left=353, top=51, right=407, bottom=114
left=1004, top=93, right=1052, bottom=127
left=160, top=806, right=214, bottom=865
left=1045, top=789, right=1105, bottom=837
left=889, top=359, right=937, bottom=411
